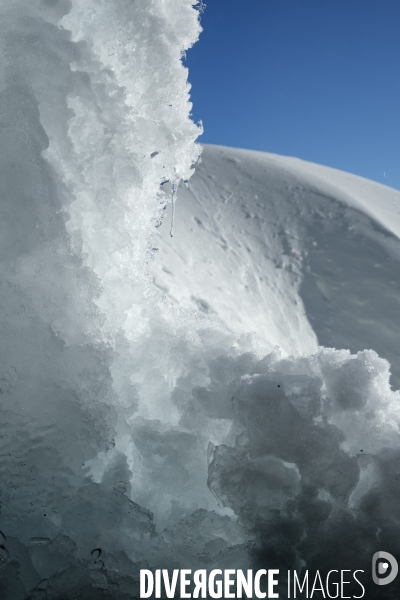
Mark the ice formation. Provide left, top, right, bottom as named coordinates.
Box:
left=1, top=1, right=400, bottom=599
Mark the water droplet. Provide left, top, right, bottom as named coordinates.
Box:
left=91, top=548, right=102, bottom=560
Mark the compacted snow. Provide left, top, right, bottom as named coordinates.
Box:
left=1, top=2, right=400, bottom=599
left=153, top=145, right=400, bottom=387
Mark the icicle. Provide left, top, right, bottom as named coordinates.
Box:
left=170, top=179, right=179, bottom=237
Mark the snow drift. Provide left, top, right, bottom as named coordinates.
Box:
left=152, top=145, right=400, bottom=389
left=1, top=1, right=400, bottom=599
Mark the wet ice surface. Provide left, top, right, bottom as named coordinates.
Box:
left=1, top=1, right=400, bottom=599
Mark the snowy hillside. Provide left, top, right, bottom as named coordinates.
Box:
left=153, top=144, right=400, bottom=387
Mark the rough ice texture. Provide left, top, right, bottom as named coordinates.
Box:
left=1, top=1, right=400, bottom=599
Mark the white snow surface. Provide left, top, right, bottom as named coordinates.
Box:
left=153, top=145, right=400, bottom=387
left=1, top=2, right=400, bottom=599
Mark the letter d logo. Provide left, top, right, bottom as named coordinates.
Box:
left=372, top=551, right=398, bottom=586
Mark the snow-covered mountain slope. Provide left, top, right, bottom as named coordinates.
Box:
left=152, top=144, right=400, bottom=387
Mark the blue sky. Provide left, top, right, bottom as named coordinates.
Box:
left=186, top=0, right=400, bottom=190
